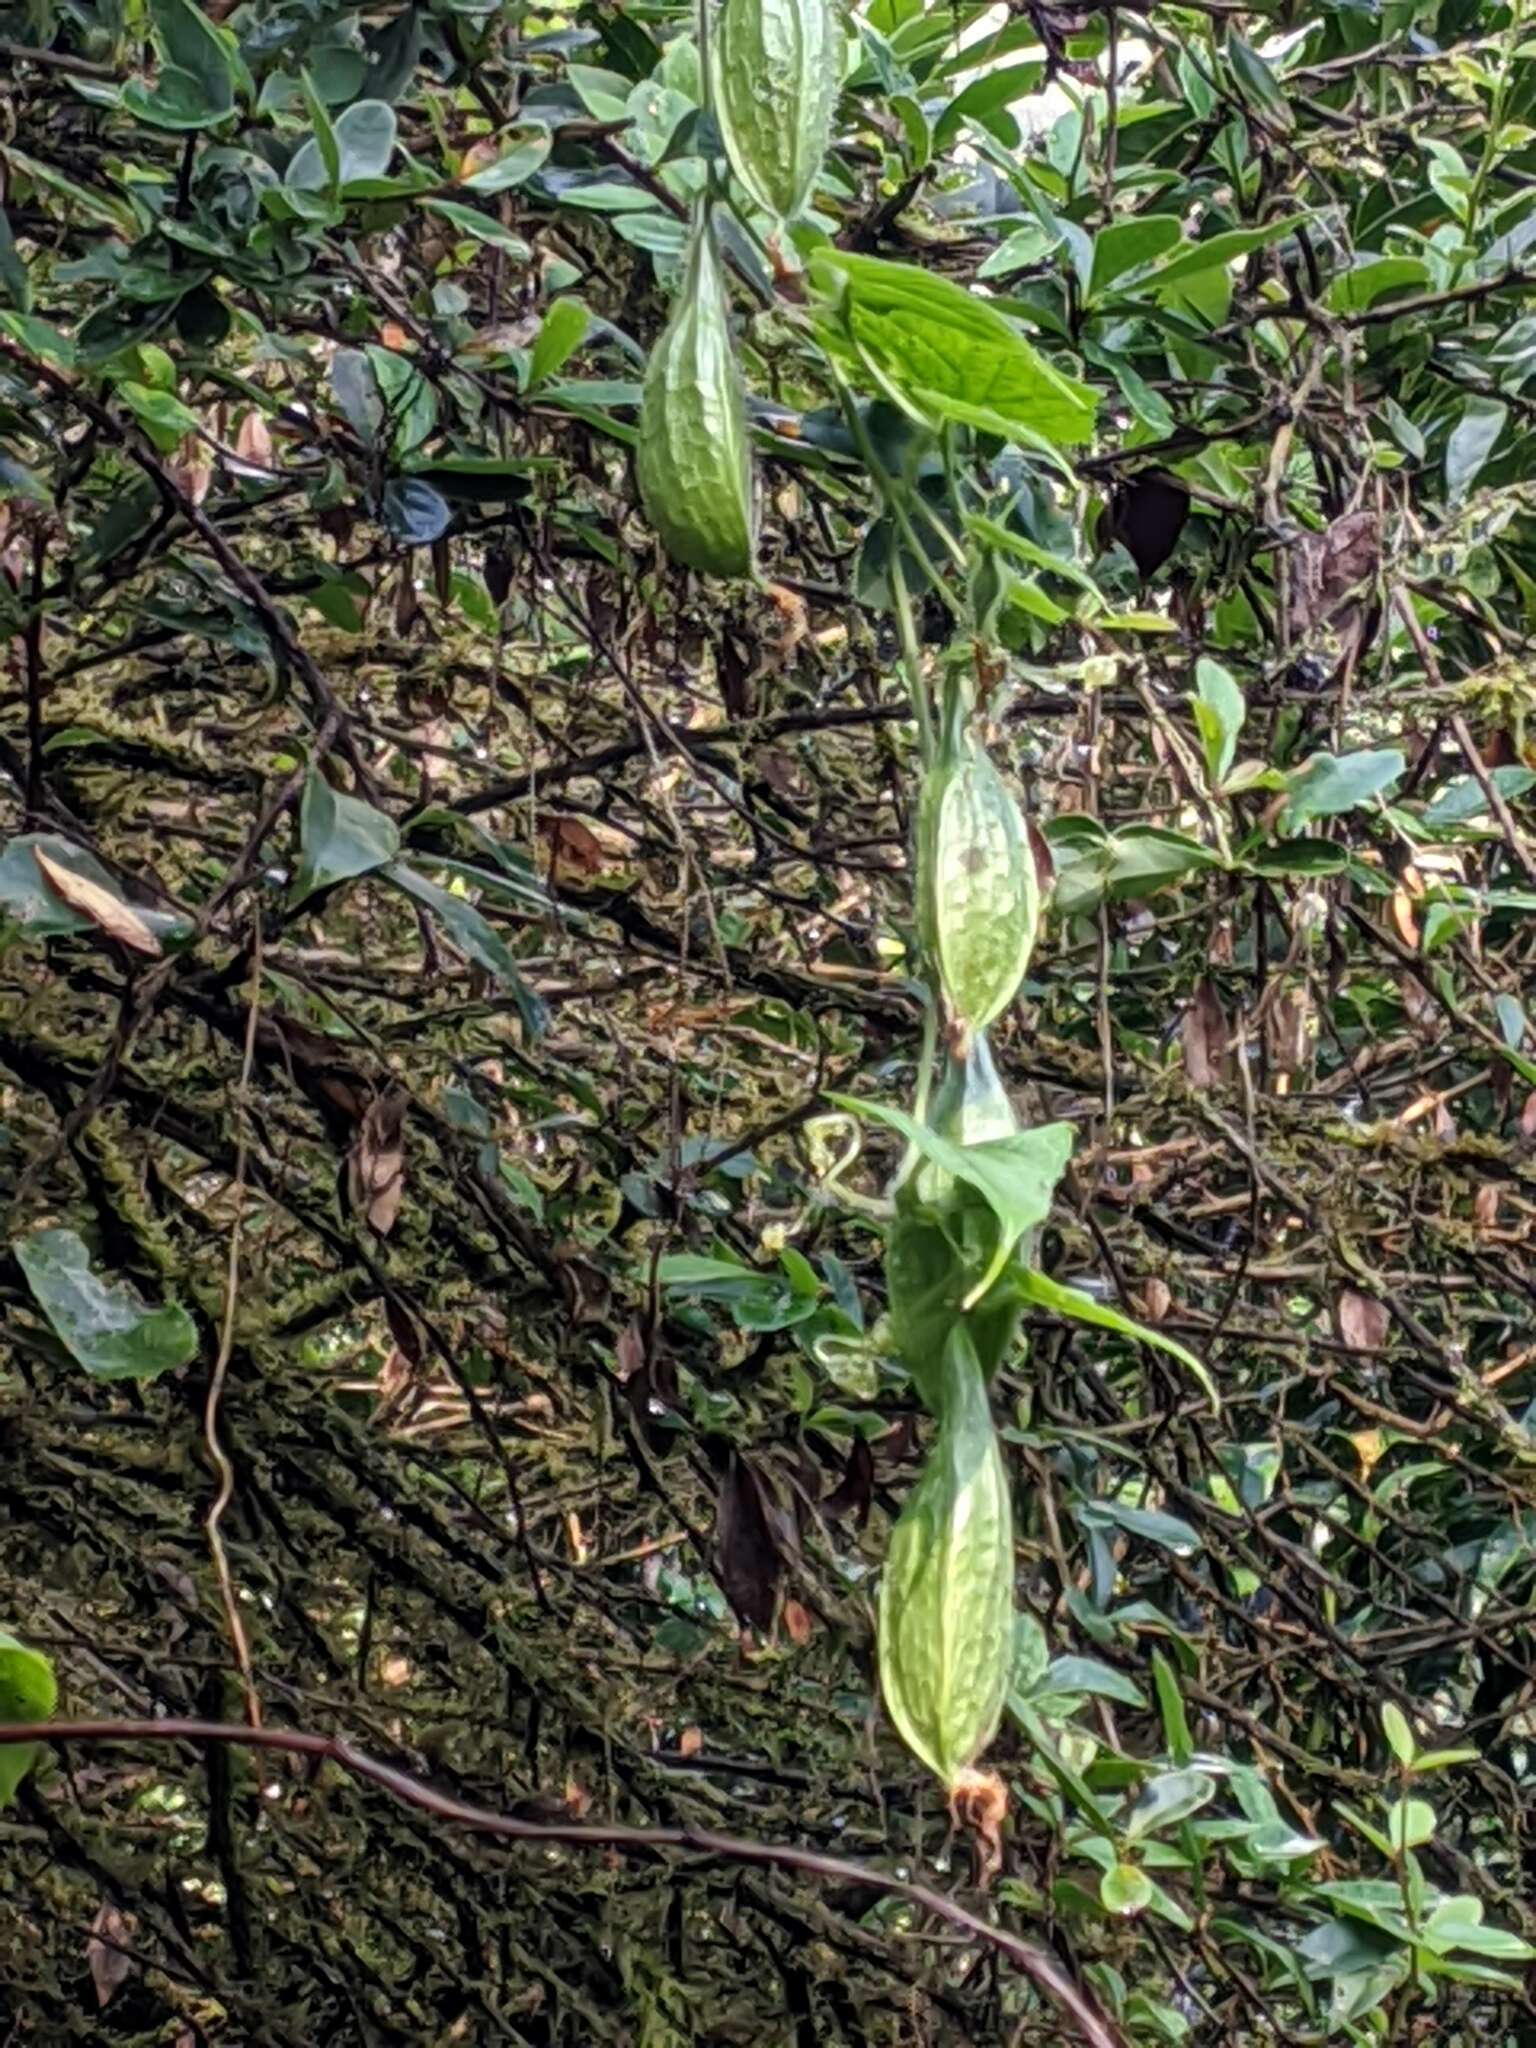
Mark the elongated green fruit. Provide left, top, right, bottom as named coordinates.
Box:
left=635, top=207, right=754, bottom=577
left=917, top=708, right=1038, bottom=1037
left=711, top=0, right=841, bottom=222
left=878, top=1323, right=1014, bottom=1786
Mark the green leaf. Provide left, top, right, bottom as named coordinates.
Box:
left=1381, top=1700, right=1415, bottom=1766
left=828, top=1093, right=1073, bottom=1305
left=289, top=99, right=396, bottom=190
left=1042, top=1655, right=1146, bottom=1707
left=1386, top=1796, right=1435, bottom=1850
left=526, top=298, right=590, bottom=390
left=461, top=130, right=553, bottom=193
left=1192, top=657, right=1245, bottom=786
left=810, top=248, right=1097, bottom=446
left=1151, top=1650, right=1193, bottom=1764
left=383, top=862, right=545, bottom=1035
left=0, top=1631, right=57, bottom=1807
left=1101, top=1862, right=1154, bottom=1916
left=1124, top=1769, right=1217, bottom=1841
left=658, top=1252, right=757, bottom=1293
left=1087, top=215, right=1183, bottom=301
left=0, top=833, right=190, bottom=948
left=1445, top=395, right=1507, bottom=504
left=1325, top=257, right=1428, bottom=315
left=329, top=348, right=382, bottom=446
left=381, top=477, right=452, bottom=543
left=0, top=205, right=30, bottom=313
left=291, top=770, right=400, bottom=905
left=421, top=199, right=532, bottom=260
left=1283, top=749, right=1404, bottom=831
left=16, top=1227, right=198, bottom=1380
left=1146, top=214, right=1308, bottom=287
left=122, top=0, right=238, bottom=128
left=1013, top=1267, right=1218, bottom=1406
left=1078, top=1498, right=1203, bottom=1555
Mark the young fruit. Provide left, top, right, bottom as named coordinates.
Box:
left=711, top=0, right=842, bottom=223
left=913, top=1031, right=1018, bottom=1209
left=635, top=206, right=754, bottom=577
left=916, top=698, right=1038, bottom=1039
left=878, top=1322, right=1014, bottom=1787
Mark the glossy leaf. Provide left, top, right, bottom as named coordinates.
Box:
left=17, top=1228, right=198, bottom=1380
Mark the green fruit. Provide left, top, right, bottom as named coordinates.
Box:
left=878, top=1323, right=1013, bottom=1787
left=917, top=700, right=1038, bottom=1038
left=711, top=0, right=842, bottom=223
left=635, top=206, right=754, bottom=577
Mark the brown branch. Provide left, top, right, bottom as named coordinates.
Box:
left=5, top=1716, right=1125, bottom=2048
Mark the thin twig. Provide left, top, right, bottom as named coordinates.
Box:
left=204, top=921, right=264, bottom=1729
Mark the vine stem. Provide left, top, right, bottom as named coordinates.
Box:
left=0, top=1717, right=1125, bottom=2048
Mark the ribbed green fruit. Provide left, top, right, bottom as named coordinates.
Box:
left=711, top=0, right=842, bottom=222
left=878, top=1322, right=1013, bottom=1787
left=916, top=707, right=1038, bottom=1037
left=635, top=207, right=754, bottom=577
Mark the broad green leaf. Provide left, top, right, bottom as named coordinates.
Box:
left=291, top=770, right=401, bottom=904
left=461, top=130, right=553, bottom=193
left=384, top=862, right=545, bottom=1035
left=0, top=834, right=190, bottom=948
left=657, top=1253, right=757, bottom=1293
left=1283, top=749, right=1404, bottom=831
left=1386, top=1796, right=1435, bottom=1850
left=1192, top=657, right=1245, bottom=786
left=1325, top=256, right=1429, bottom=314
left=17, top=1227, right=198, bottom=1380
left=1147, top=215, right=1309, bottom=287
left=289, top=99, right=397, bottom=189
left=1152, top=1651, right=1193, bottom=1764
left=526, top=298, right=590, bottom=390
left=1445, top=395, right=1507, bottom=503
left=827, top=1093, right=1072, bottom=1305
left=1016, top=1270, right=1217, bottom=1404
left=810, top=248, right=1097, bottom=446
left=422, top=199, right=532, bottom=260
left=1124, top=1769, right=1217, bottom=1841
left=1078, top=1498, right=1203, bottom=1555
left=329, top=348, right=383, bottom=446
left=1088, top=215, right=1182, bottom=301
left=1381, top=1700, right=1415, bottom=1765
left=1042, top=1655, right=1146, bottom=1707
left=0, top=1631, right=57, bottom=1807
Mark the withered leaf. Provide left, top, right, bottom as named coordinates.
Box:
left=1102, top=470, right=1190, bottom=580
left=1182, top=979, right=1230, bottom=1089
left=33, top=848, right=163, bottom=957
left=822, top=1436, right=873, bottom=1528
left=1291, top=509, right=1379, bottom=635
left=86, top=1902, right=136, bottom=2008
left=348, top=1089, right=407, bottom=1236
left=714, top=1452, right=782, bottom=1632
left=1337, top=1289, right=1389, bottom=1353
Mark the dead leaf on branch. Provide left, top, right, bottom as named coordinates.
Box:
left=1182, top=979, right=1230, bottom=1089
left=33, top=848, right=162, bottom=957
left=714, top=1452, right=783, bottom=1633
left=86, top=1902, right=136, bottom=2008
left=348, top=1089, right=407, bottom=1236
left=1291, top=509, right=1379, bottom=636
left=1337, top=1289, right=1389, bottom=1353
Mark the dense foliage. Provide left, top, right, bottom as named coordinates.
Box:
left=3, top=0, right=1536, bottom=2041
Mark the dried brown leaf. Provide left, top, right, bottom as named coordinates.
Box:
left=234, top=409, right=273, bottom=468
left=86, top=1903, right=136, bottom=2008
left=1138, top=1276, right=1173, bottom=1323
left=348, top=1089, right=407, bottom=1236
left=1292, top=509, right=1379, bottom=635
left=1473, top=1182, right=1500, bottom=1233
left=714, top=1453, right=782, bottom=1632
left=1182, top=979, right=1230, bottom=1088
left=33, top=849, right=162, bottom=956
left=1337, top=1289, right=1389, bottom=1353
left=781, top=1597, right=813, bottom=1646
